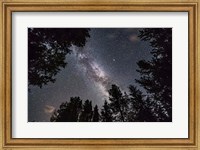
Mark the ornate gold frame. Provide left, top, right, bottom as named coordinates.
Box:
left=0, top=0, right=199, bottom=149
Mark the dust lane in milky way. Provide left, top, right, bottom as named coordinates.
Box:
left=73, top=45, right=111, bottom=98
left=28, top=28, right=151, bottom=122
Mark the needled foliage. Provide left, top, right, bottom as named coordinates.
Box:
left=50, top=97, right=82, bottom=122
left=49, top=28, right=172, bottom=122
left=92, top=105, right=100, bottom=122
left=101, top=100, right=113, bottom=122
left=79, top=100, right=93, bottom=122
left=50, top=98, right=99, bottom=122
left=128, top=85, right=156, bottom=122
left=28, top=28, right=90, bottom=88
left=136, top=28, right=172, bottom=121
left=108, top=84, right=128, bottom=122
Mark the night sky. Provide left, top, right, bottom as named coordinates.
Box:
left=28, top=28, right=152, bottom=122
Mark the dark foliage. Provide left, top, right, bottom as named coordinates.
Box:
left=108, top=85, right=128, bottom=122
left=49, top=28, right=172, bottom=122
left=136, top=28, right=172, bottom=121
left=50, top=97, right=82, bottom=122
left=101, top=100, right=113, bottom=122
left=79, top=100, right=93, bottom=122
left=28, top=28, right=90, bottom=88
left=92, top=105, right=100, bottom=122
left=50, top=98, right=97, bottom=122
left=128, top=85, right=156, bottom=122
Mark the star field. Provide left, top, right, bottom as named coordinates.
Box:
left=28, top=28, right=151, bottom=122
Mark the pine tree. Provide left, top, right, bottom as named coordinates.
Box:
left=136, top=28, right=172, bottom=121
left=101, top=100, right=113, bottom=122
left=128, top=85, right=155, bottom=122
left=108, top=84, right=127, bottom=122
left=65, top=97, right=82, bottom=121
left=28, top=28, right=90, bottom=88
left=92, top=105, right=100, bottom=122
left=50, top=102, right=67, bottom=122
left=79, top=100, right=93, bottom=122
left=50, top=110, right=58, bottom=122
left=50, top=97, right=82, bottom=122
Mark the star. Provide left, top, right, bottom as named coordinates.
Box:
left=28, top=28, right=153, bottom=122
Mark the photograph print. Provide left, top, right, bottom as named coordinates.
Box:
left=28, top=28, right=172, bottom=122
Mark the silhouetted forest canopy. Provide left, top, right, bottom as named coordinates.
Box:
left=28, top=28, right=90, bottom=88
left=28, top=28, right=172, bottom=122
left=48, top=28, right=172, bottom=122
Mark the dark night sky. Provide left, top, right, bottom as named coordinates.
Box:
left=28, top=28, right=151, bottom=122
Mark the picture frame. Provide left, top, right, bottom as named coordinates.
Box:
left=0, top=0, right=199, bottom=149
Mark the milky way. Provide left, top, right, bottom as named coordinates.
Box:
left=72, top=46, right=111, bottom=98
left=28, top=28, right=152, bottom=121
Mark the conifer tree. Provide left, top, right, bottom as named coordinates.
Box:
left=50, top=97, right=82, bottom=122
left=92, top=105, right=100, bottom=122
left=79, top=100, right=93, bottom=122
left=108, top=84, right=127, bottom=122
left=28, top=28, right=90, bottom=88
left=101, top=100, right=113, bottom=122
left=128, top=85, right=155, bottom=122
left=136, top=28, right=172, bottom=121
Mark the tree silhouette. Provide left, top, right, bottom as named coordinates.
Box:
left=108, top=84, right=128, bottom=122
left=101, top=100, right=113, bottom=122
left=128, top=85, right=155, bottom=122
left=136, top=28, right=172, bottom=121
left=50, top=97, right=82, bottom=122
left=92, top=105, right=100, bottom=122
left=48, top=28, right=172, bottom=122
left=79, top=100, right=93, bottom=122
left=50, top=110, right=58, bottom=122
left=28, top=28, right=90, bottom=88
